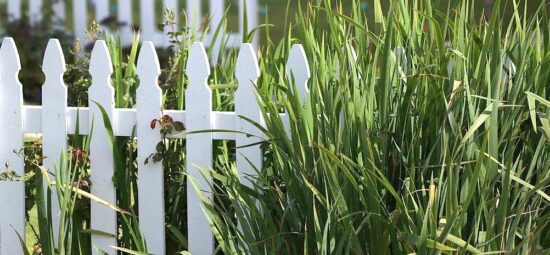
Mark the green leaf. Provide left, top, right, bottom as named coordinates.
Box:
left=172, top=121, right=185, bottom=132
left=460, top=103, right=499, bottom=145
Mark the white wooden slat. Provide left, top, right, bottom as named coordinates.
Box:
left=446, top=56, right=516, bottom=80
left=186, top=42, right=214, bottom=255
left=41, top=39, right=68, bottom=246
left=52, top=0, right=66, bottom=25
left=66, top=107, right=90, bottom=135
left=88, top=40, right=117, bottom=255
left=335, top=46, right=358, bottom=79
left=93, top=0, right=110, bottom=25
left=23, top=107, right=241, bottom=140
left=140, top=0, right=156, bottom=43
left=240, top=0, right=259, bottom=46
left=118, top=0, right=134, bottom=46
left=164, top=0, right=178, bottom=15
left=287, top=44, right=311, bottom=105
left=7, top=0, right=256, bottom=49
left=228, top=33, right=243, bottom=49
left=210, top=0, right=224, bottom=28
left=186, top=0, right=201, bottom=33
left=68, top=108, right=137, bottom=136
left=210, top=112, right=236, bottom=140
left=161, top=0, right=178, bottom=46
left=234, top=44, right=262, bottom=242
left=29, top=0, right=43, bottom=24
left=135, top=0, right=163, bottom=46
left=136, top=42, right=165, bottom=255
left=23, top=106, right=43, bottom=133
left=206, top=0, right=224, bottom=63
left=0, top=37, right=25, bottom=255
left=73, top=0, right=89, bottom=46
left=7, top=0, right=22, bottom=21
left=235, top=44, right=261, bottom=188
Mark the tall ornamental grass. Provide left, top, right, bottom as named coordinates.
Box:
left=197, top=0, right=550, bottom=254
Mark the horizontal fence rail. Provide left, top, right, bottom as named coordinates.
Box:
left=0, top=37, right=309, bottom=255
left=2, top=0, right=258, bottom=49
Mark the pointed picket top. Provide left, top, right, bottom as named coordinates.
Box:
left=186, top=42, right=211, bottom=86
left=137, top=41, right=161, bottom=75
left=42, top=39, right=66, bottom=85
left=137, top=41, right=161, bottom=93
left=235, top=43, right=260, bottom=93
left=0, top=38, right=22, bottom=80
left=286, top=44, right=310, bottom=100
left=89, top=40, right=113, bottom=80
left=88, top=40, right=114, bottom=109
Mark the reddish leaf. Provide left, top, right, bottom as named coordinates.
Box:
left=151, top=119, right=158, bottom=129
left=162, top=114, right=173, bottom=123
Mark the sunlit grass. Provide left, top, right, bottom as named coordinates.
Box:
left=196, top=0, right=550, bottom=254
left=11, top=0, right=550, bottom=254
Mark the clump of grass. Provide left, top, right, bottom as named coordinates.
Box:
left=195, top=0, right=550, bottom=254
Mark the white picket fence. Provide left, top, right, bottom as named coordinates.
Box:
left=0, top=36, right=309, bottom=255
left=2, top=0, right=258, bottom=48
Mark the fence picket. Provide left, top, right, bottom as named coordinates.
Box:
left=186, top=42, right=214, bottom=255
left=140, top=0, right=156, bottom=43
left=162, top=0, right=178, bottom=45
left=234, top=44, right=262, bottom=240
left=88, top=40, right=117, bottom=255
left=52, top=0, right=66, bottom=25
left=0, top=37, right=25, bottom=255
left=187, top=0, right=201, bottom=33
left=210, top=0, right=224, bottom=33
left=7, top=0, right=21, bottom=21
left=93, top=0, right=110, bottom=26
left=29, top=0, right=42, bottom=24
left=73, top=1, right=89, bottom=46
left=118, top=0, right=133, bottom=46
left=136, top=42, right=165, bottom=255
left=207, top=0, right=224, bottom=62
left=241, top=0, right=259, bottom=46
left=41, top=39, right=68, bottom=246
left=287, top=44, right=311, bottom=104
left=235, top=44, right=262, bottom=188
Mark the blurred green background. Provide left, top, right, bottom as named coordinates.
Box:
left=1, top=0, right=545, bottom=43
left=0, top=0, right=546, bottom=103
